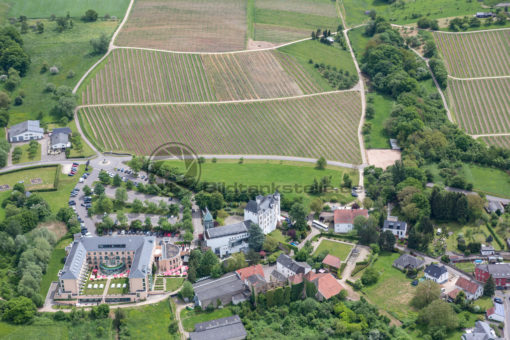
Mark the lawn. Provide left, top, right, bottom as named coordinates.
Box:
left=313, top=239, right=353, bottom=261
left=39, top=237, right=72, bottom=297
left=365, top=92, right=394, bottom=149
left=440, top=222, right=502, bottom=252
left=12, top=142, right=41, bottom=164
left=361, top=252, right=418, bottom=323
left=454, top=261, right=475, bottom=274
left=67, top=120, right=96, bottom=158
left=107, top=278, right=129, bottom=295
left=6, top=19, right=119, bottom=125
left=269, top=229, right=288, bottom=244
left=82, top=278, right=107, bottom=295
left=181, top=308, right=233, bottom=332
left=347, top=26, right=370, bottom=61
left=0, top=319, right=113, bottom=340
left=0, top=0, right=130, bottom=18
left=123, top=298, right=179, bottom=340
left=165, top=278, right=185, bottom=292
left=0, top=166, right=56, bottom=191
left=474, top=296, right=493, bottom=311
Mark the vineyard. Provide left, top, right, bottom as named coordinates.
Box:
left=80, top=48, right=325, bottom=104
left=434, top=30, right=510, bottom=78
left=78, top=91, right=363, bottom=163
left=447, top=78, right=510, bottom=135
left=114, top=0, right=247, bottom=52
left=479, top=135, right=510, bottom=149
left=252, top=0, right=340, bottom=44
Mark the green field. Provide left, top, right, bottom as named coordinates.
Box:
left=269, top=229, right=288, bottom=243
left=454, top=261, right=475, bottom=274
left=7, top=19, right=118, bottom=124
left=38, top=165, right=86, bottom=214
left=0, top=166, right=56, bottom=190
left=165, top=278, right=185, bottom=292
left=365, top=92, right=394, bottom=149
left=12, top=142, right=41, bottom=164
left=313, top=239, right=353, bottom=261
left=181, top=308, right=233, bottom=332
left=440, top=221, right=502, bottom=252
left=341, top=0, right=489, bottom=27
left=123, top=298, right=179, bottom=340
left=0, top=0, right=130, bottom=18
left=107, top=278, right=129, bottom=295
left=361, top=252, right=418, bottom=322
left=39, top=237, right=72, bottom=297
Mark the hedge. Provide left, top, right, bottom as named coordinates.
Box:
left=486, top=223, right=505, bottom=250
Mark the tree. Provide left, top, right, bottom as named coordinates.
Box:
left=182, top=231, right=193, bottom=243
left=115, top=187, right=128, bottom=206
left=82, top=9, right=98, bottom=22
left=411, top=280, right=441, bottom=308
left=310, top=198, right=323, bottom=214
left=484, top=275, right=495, bottom=297
left=418, top=299, right=459, bottom=329
left=290, top=202, right=308, bottom=231
left=342, top=173, right=352, bottom=188
left=248, top=224, right=264, bottom=251
left=36, top=21, right=44, bottom=33
left=0, top=91, right=10, bottom=109
left=181, top=281, right=194, bottom=299
left=354, top=216, right=379, bottom=245
left=361, top=267, right=379, bottom=286
left=83, top=185, right=92, bottom=196
left=90, top=34, right=109, bottom=54
left=132, top=199, right=143, bottom=213
left=98, top=170, right=111, bottom=185
left=95, top=195, right=113, bottom=214
left=12, top=146, right=22, bottom=162
left=94, top=182, right=105, bottom=195
left=378, top=230, right=396, bottom=252
left=129, top=156, right=144, bottom=175
left=0, top=110, right=9, bottom=127
left=316, top=156, right=327, bottom=170
left=198, top=250, right=219, bottom=277
left=2, top=296, right=36, bottom=324
left=262, top=236, right=278, bottom=252
left=113, top=174, right=121, bottom=186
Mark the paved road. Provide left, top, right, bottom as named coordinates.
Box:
left=426, top=182, right=510, bottom=204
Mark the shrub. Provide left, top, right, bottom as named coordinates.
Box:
left=67, top=70, right=75, bottom=79
left=49, top=66, right=59, bottom=75
left=44, top=83, right=56, bottom=93
left=13, top=96, right=22, bottom=106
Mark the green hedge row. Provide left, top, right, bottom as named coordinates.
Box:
left=487, top=223, right=505, bottom=250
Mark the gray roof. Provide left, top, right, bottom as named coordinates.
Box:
left=476, top=263, right=510, bottom=279
left=190, top=315, right=247, bottom=340
left=245, top=192, right=279, bottom=214
left=51, top=132, right=69, bottom=146
left=270, top=269, right=287, bottom=282
left=424, top=264, right=447, bottom=279
left=8, top=120, right=43, bottom=137
left=277, top=254, right=310, bottom=274
left=393, top=254, right=424, bottom=269
left=486, top=200, right=504, bottom=213
left=206, top=220, right=250, bottom=239
left=52, top=127, right=72, bottom=135
left=59, top=236, right=155, bottom=280
left=193, top=273, right=248, bottom=304
left=462, top=321, right=502, bottom=340
left=246, top=274, right=266, bottom=286
left=383, top=220, right=407, bottom=231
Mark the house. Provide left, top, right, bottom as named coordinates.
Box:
left=481, top=244, right=496, bottom=256
left=236, top=265, right=266, bottom=292
left=334, top=209, right=369, bottom=233
left=462, top=320, right=503, bottom=340
left=50, top=128, right=72, bottom=151
left=455, top=277, right=483, bottom=300
left=244, top=192, right=280, bottom=234
left=192, top=273, right=250, bottom=308
left=202, top=207, right=214, bottom=230
left=447, top=288, right=460, bottom=302
left=475, top=263, right=510, bottom=288
left=8, top=120, right=44, bottom=143
left=274, top=254, right=311, bottom=279
left=289, top=271, right=344, bottom=301
left=382, top=219, right=407, bottom=239
left=424, top=264, right=448, bottom=284
left=486, top=200, right=504, bottom=214
left=189, top=315, right=247, bottom=340
left=322, top=254, right=341, bottom=275
left=205, top=221, right=251, bottom=257
left=487, top=303, right=505, bottom=323
left=392, top=254, right=425, bottom=271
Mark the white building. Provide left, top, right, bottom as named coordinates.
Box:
left=334, top=208, right=369, bottom=233
left=274, top=254, right=311, bottom=279
left=205, top=221, right=250, bottom=257
left=487, top=303, right=505, bottom=323
left=455, top=277, right=483, bottom=301
left=382, top=219, right=407, bottom=239
left=50, top=127, right=72, bottom=150
left=481, top=244, right=496, bottom=256
left=244, top=192, right=280, bottom=234
left=424, top=264, right=448, bottom=284
left=8, top=120, right=44, bottom=143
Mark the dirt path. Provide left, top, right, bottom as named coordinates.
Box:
left=471, top=132, right=510, bottom=138
left=448, top=74, right=510, bottom=80
left=174, top=299, right=191, bottom=340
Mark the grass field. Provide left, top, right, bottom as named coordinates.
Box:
left=80, top=48, right=322, bottom=104
left=447, top=78, right=510, bottom=135
left=341, top=0, right=489, bottom=27
left=440, top=221, right=502, bottom=252
left=12, top=142, right=41, bottom=164
left=181, top=308, right=233, bottom=332
left=0, top=166, right=56, bottom=191
left=365, top=92, right=394, bottom=149
left=123, top=298, right=179, bottom=340
left=115, top=0, right=246, bottom=52
left=313, top=239, right=353, bottom=261
left=434, top=30, right=510, bottom=78
left=39, top=237, right=72, bottom=297
left=7, top=19, right=119, bottom=124
left=79, top=91, right=363, bottom=163
left=252, top=0, right=340, bottom=43
left=269, top=229, right=288, bottom=243
left=454, top=261, right=475, bottom=274
left=165, top=278, right=185, bottom=292
left=361, top=252, right=418, bottom=322
left=0, top=0, right=130, bottom=18
left=38, top=165, right=86, bottom=213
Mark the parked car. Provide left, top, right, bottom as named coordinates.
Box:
left=68, top=201, right=76, bottom=206
left=494, top=298, right=503, bottom=304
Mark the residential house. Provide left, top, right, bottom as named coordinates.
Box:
left=392, top=254, right=425, bottom=271
left=322, top=254, right=341, bottom=275
left=382, top=219, right=407, bottom=239
left=462, top=320, right=502, bottom=340
left=475, top=263, right=510, bottom=288
left=424, top=264, right=448, bottom=284
left=273, top=254, right=311, bottom=280
left=204, top=221, right=251, bottom=257
left=236, top=265, right=266, bottom=292
left=481, top=244, right=496, bottom=256
left=455, top=277, right=483, bottom=300
left=487, top=303, right=505, bottom=323
left=193, top=273, right=250, bottom=308
left=189, top=315, right=247, bottom=340
left=50, top=127, right=72, bottom=151
left=244, top=192, right=280, bottom=234
left=289, top=271, right=344, bottom=301
left=8, top=120, right=44, bottom=143
left=334, top=209, right=369, bottom=233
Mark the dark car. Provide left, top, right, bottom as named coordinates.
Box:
left=68, top=200, right=76, bottom=206
left=494, top=297, right=503, bottom=304
left=411, top=280, right=419, bottom=286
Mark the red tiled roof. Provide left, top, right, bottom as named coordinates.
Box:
left=236, top=264, right=264, bottom=281
left=322, top=254, right=341, bottom=269
left=334, top=209, right=368, bottom=224
left=487, top=307, right=495, bottom=316
left=455, top=277, right=480, bottom=295
left=448, top=288, right=460, bottom=300
left=289, top=273, right=304, bottom=285
left=315, top=273, right=344, bottom=300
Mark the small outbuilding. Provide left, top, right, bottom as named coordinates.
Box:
left=393, top=254, right=425, bottom=271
